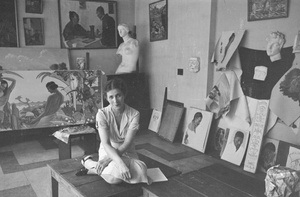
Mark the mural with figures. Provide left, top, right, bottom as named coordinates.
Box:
left=0, top=70, right=103, bottom=131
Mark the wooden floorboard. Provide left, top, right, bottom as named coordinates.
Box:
left=198, top=164, right=265, bottom=197
left=174, top=170, right=253, bottom=197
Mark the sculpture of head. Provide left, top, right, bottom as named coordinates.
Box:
left=118, top=24, right=130, bottom=38
left=266, top=31, right=285, bottom=62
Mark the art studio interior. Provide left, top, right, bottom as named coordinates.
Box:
left=0, top=0, right=300, bottom=197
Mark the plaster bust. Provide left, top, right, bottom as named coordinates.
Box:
left=266, top=31, right=285, bottom=62
left=115, top=24, right=139, bottom=74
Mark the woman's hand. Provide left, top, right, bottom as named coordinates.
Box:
left=96, top=156, right=111, bottom=175
left=118, top=161, right=131, bottom=180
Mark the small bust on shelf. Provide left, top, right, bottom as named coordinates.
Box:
left=115, top=24, right=139, bottom=74
left=266, top=31, right=285, bottom=62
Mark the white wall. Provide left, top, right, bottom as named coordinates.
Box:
left=135, top=0, right=214, bottom=112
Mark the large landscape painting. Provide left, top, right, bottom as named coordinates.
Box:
left=0, top=70, right=102, bottom=131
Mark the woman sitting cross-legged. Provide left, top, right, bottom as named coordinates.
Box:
left=77, top=77, right=151, bottom=185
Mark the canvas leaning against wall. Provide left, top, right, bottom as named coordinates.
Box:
left=182, top=108, right=213, bottom=153
left=221, top=128, right=249, bottom=166
left=0, top=70, right=103, bottom=131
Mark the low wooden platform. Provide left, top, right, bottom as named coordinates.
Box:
left=143, top=163, right=265, bottom=197
left=48, top=154, right=181, bottom=197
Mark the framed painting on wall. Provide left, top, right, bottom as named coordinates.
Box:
left=149, top=0, right=168, bottom=42
left=0, top=0, right=19, bottom=47
left=23, top=18, right=44, bottom=46
left=25, top=0, right=43, bottom=14
left=58, top=0, right=118, bottom=49
left=248, top=0, right=289, bottom=21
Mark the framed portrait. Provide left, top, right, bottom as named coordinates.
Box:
left=25, top=0, right=43, bottom=14
left=58, top=0, right=118, bottom=49
left=221, top=128, right=249, bottom=166
left=0, top=0, right=19, bottom=47
left=182, top=108, right=213, bottom=153
left=248, top=0, right=289, bottom=21
left=149, top=0, right=168, bottom=42
left=23, top=18, right=44, bottom=46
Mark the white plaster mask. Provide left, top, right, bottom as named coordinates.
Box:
left=189, top=57, right=200, bottom=73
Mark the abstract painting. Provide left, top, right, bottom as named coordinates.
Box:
left=0, top=70, right=103, bottom=131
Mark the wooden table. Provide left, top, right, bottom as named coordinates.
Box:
left=48, top=154, right=181, bottom=197
left=57, top=133, right=97, bottom=160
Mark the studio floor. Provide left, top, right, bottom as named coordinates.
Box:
left=0, top=129, right=266, bottom=197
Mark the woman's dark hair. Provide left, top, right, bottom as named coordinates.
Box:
left=46, top=81, right=58, bottom=91
left=1, top=80, right=8, bottom=95
left=69, top=11, right=78, bottom=20
left=104, top=78, right=127, bottom=99
left=193, top=112, right=202, bottom=120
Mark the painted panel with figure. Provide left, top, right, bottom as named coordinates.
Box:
left=0, top=70, right=103, bottom=131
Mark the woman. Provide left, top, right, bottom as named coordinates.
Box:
left=78, top=78, right=150, bottom=185
left=63, top=11, right=88, bottom=41
left=30, top=81, right=64, bottom=127
left=0, top=77, right=16, bottom=124
left=115, top=24, right=139, bottom=74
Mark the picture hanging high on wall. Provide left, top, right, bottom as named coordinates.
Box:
left=149, top=0, right=168, bottom=42
left=25, top=0, right=43, bottom=14
left=0, top=0, right=19, bottom=47
left=248, top=0, right=289, bottom=21
left=23, top=18, right=44, bottom=46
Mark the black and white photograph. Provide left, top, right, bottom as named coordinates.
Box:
left=0, top=1, right=300, bottom=196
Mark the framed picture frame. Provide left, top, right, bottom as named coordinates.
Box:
left=23, top=18, right=44, bottom=46
left=58, top=0, right=118, bottom=49
left=25, top=0, right=43, bottom=14
left=248, top=0, right=289, bottom=21
left=182, top=108, right=213, bottom=153
left=221, top=128, right=250, bottom=166
left=0, top=0, right=19, bottom=47
left=149, top=0, right=168, bottom=42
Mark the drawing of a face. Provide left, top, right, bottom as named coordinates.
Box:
left=234, top=131, right=244, bottom=151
